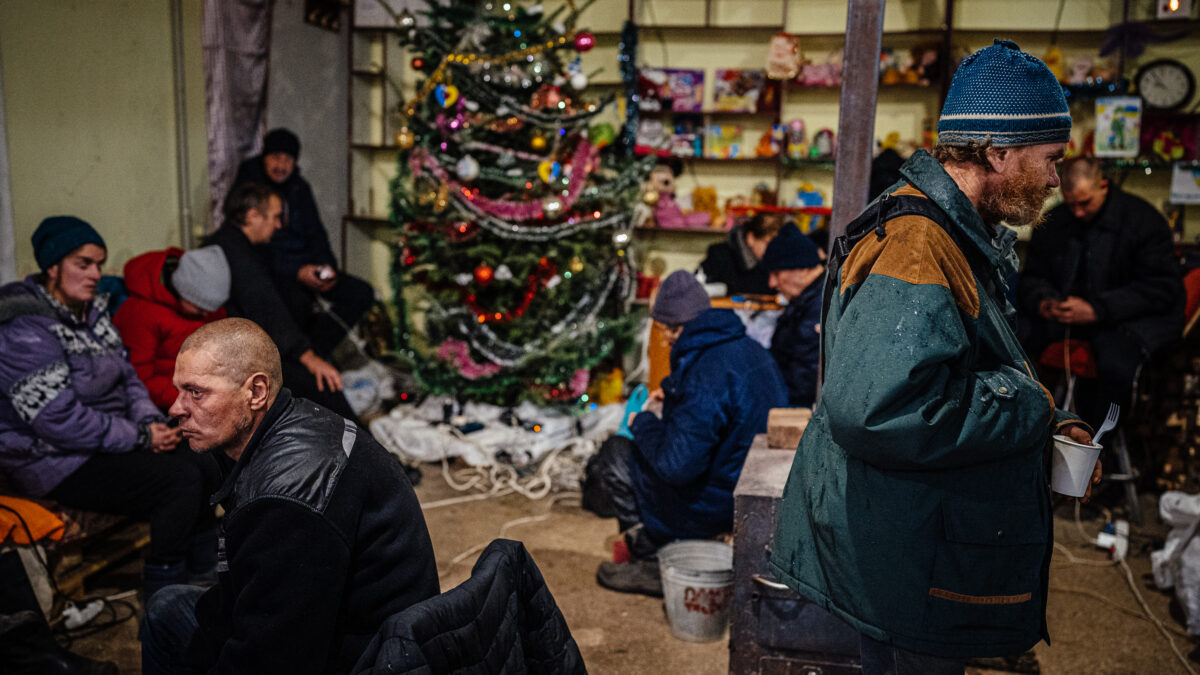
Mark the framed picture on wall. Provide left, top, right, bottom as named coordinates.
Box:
left=1094, top=96, right=1142, bottom=157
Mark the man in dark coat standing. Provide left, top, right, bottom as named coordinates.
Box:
left=761, top=224, right=826, bottom=407
left=584, top=271, right=787, bottom=596
left=1018, top=156, right=1185, bottom=429
left=140, top=318, right=438, bottom=675
left=229, top=128, right=375, bottom=357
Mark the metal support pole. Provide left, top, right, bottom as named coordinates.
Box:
left=829, top=0, right=886, bottom=243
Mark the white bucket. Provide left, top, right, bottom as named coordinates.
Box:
left=658, top=540, right=734, bottom=643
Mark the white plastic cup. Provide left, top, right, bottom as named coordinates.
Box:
left=1051, top=434, right=1102, bottom=498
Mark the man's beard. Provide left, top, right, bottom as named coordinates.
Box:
left=978, top=161, right=1053, bottom=227
left=194, top=412, right=255, bottom=456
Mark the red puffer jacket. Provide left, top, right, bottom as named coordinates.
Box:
left=112, top=248, right=225, bottom=410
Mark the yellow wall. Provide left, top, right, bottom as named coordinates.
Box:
left=0, top=0, right=209, bottom=278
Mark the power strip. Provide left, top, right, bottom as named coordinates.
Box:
left=62, top=599, right=104, bottom=630
left=1096, top=520, right=1130, bottom=561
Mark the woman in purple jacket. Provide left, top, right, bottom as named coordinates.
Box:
left=0, top=217, right=218, bottom=598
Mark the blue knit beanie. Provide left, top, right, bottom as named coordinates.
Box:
left=652, top=270, right=710, bottom=326
left=761, top=224, right=821, bottom=272
left=31, top=216, right=106, bottom=271
left=938, top=39, right=1070, bottom=147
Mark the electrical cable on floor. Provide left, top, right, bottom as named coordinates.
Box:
left=437, top=493, right=580, bottom=582
left=0, top=504, right=137, bottom=643
left=1052, top=500, right=1198, bottom=674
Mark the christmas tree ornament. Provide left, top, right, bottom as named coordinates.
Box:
left=542, top=196, right=564, bottom=217
left=570, top=72, right=588, bottom=90
left=546, top=274, right=562, bottom=289
left=530, top=134, right=548, bottom=151
left=396, top=9, right=417, bottom=28
left=574, top=32, right=595, bottom=52
left=435, top=84, right=459, bottom=108
left=537, top=160, right=562, bottom=183
left=433, top=185, right=449, bottom=212
left=642, top=189, right=660, bottom=205
left=612, top=231, right=631, bottom=247
left=494, top=264, right=513, bottom=281
left=531, top=84, right=563, bottom=109
left=569, top=257, right=584, bottom=273
left=411, top=56, right=426, bottom=69
left=456, top=155, right=481, bottom=181
left=474, top=264, right=495, bottom=286
left=455, top=273, right=473, bottom=286
left=395, top=127, right=416, bottom=150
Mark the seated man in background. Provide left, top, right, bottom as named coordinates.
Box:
left=206, top=182, right=357, bottom=420
left=0, top=217, right=219, bottom=599
left=1017, top=156, right=1185, bottom=430
left=583, top=271, right=788, bottom=596
left=140, top=319, right=439, bottom=675
left=113, top=245, right=230, bottom=410
left=761, top=224, right=826, bottom=408
left=228, top=127, right=375, bottom=357
left=698, top=211, right=783, bottom=295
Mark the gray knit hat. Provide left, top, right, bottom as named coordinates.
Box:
left=172, top=246, right=231, bottom=312
left=938, top=39, right=1071, bottom=147
left=652, top=270, right=710, bottom=326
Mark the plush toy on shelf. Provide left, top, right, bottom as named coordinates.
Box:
left=692, top=186, right=722, bottom=226
left=645, top=161, right=711, bottom=229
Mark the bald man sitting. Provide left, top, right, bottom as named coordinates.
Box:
left=139, top=318, right=439, bottom=675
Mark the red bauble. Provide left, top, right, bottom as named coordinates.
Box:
left=411, top=57, right=425, bottom=69
left=574, top=32, right=595, bottom=52
left=474, top=264, right=495, bottom=286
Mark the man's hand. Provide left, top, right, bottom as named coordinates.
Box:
left=1045, top=296, right=1097, bottom=325
left=1060, top=423, right=1102, bottom=502
left=149, top=422, right=182, bottom=453
left=628, top=389, right=665, bottom=427
left=297, top=264, right=337, bottom=293
left=299, top=350, right=343, bottom=392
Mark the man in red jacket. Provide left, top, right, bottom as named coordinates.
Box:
left=113, top=246, right=231, bottom=411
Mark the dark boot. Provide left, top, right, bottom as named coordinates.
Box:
left=0, top=610, right=118, bottom=675
left=143, top=561, right=188, bottom=601
left=596, top=559, right=663, bottom=597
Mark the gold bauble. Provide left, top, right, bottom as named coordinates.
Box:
left=530, top=134, right=548, bottom=151
left=642, top=189, right=660, bottom=205
left=569, top=257, right=584, bottom=273
left=395, top=128, right=415, bottom=150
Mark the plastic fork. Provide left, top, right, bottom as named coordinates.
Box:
left=1091, top=403, right=1120, bottom=446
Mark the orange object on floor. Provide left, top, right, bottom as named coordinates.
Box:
left=0, top=495, right=65, bottom=544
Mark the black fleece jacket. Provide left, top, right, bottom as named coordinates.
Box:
left=187, top=390, right=439, bottom=674
left=1018, top=187, right=1184, bottom=358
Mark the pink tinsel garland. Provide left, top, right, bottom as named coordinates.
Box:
left=411, top=139, right=597, bottom=222
left=437, top=338, right=502, bottom=379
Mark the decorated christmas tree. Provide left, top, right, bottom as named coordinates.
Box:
left=389, top=1, right=649, bottom=407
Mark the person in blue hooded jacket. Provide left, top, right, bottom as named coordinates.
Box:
left=584, top=270, right=787, bottom=596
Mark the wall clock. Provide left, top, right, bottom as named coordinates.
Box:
left=1134, top=59, right=1195, bottom=111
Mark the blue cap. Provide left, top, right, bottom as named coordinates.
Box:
left=31, top=216, right=106, bottom=271
left=938, top=39, right=1071, bottom=147
left=761, top=224, right=821, bottom=272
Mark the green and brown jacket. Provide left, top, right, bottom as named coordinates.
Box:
left=769, top=149, right=1084, bottom=659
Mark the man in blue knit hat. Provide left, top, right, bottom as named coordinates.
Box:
left=761, top=224, right=826, bottom=407
left=769, top=40, right=1101, bottom=673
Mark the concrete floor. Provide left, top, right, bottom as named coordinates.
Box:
left=64, top=470, right=1199, bottom=674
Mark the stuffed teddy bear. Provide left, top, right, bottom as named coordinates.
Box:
left=691, top=187, right=722, bottom=226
